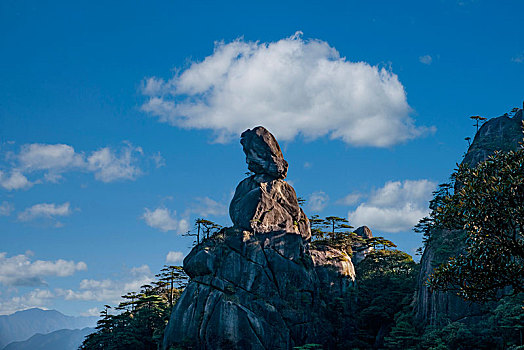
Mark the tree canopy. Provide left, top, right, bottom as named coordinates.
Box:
left=424, top=149, right=524, bottom=301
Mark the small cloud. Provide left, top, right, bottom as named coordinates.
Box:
left=166, top=251, right=185, bottom=263
left=0, top=201, right=14, bottom=216
left=511, top=53, right=524, bottom=63
left=151, top=152, right=166, bottom=168
left=307, top=191, right=329, bottom=213
left=0, top=252, right=87, bottom=287
left=0, top=288, right=54, bottom=315
left=419, top=55, right=433, bottom=65
left=337, top=193, right=361, bottom=206
left=0, top=142, right=156, bottom=191
left=303, top=162, right=313, bottom=169
left=0, top=170, right=32, bottom=190
left=56, top=265, right=153, bottom=303
left=191, top=197, right=227, bottom=217
left=87, top=143, right=143, bottom=183
left=18, top=144, right=85, bottom=173
left=142, top=207, right=189, bottom=233
left=81, top=307, right=99, bottom=317
left=348, top=179, right=436, bottom=233
left=18, top=202, right=73, bottom=224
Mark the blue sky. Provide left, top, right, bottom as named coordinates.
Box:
left=0, top=0, right=523, bottom=316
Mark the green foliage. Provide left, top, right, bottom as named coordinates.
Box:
left=419, top=320, right=503, bottom=350
left=293, top=344, right=323, bottom=349
left=491, top=293, right=524, bottom=348
left=424, top=150, right=524, bottom=301
left=383, top=309, right=419, bottom=350
left=183, top=218, right=223, bottom=246
left=351, top=249, right=419, bottom=348
left=79, top=265, right=188, bottom=350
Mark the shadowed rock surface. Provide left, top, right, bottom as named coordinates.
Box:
left=163, top=126, right=354, bottom=350
left=414, top=107, right=523, bottom=326
left=462, top=108, right=522, bottom=168
left=241, top=126, right=288, bottom=179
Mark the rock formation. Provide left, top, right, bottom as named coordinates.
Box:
left=163, top=126, right=355, bottom=350
left=352, top=226, right=374, bottom=265
left=414, top=107, right=523, bottom=325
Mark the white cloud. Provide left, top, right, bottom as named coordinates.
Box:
left=142, top=207, right=189, bottom=233
left=0, top=201, right=14, bottom=216
left=18, top=202, right=73, bottom=223
left=166, top=251, right=185, bottom=263
left=419, top=55, right=433, bottom=65
left=191, top=197, right=227, bottom=217
left=18, top=144, right=85, bottom=172
left=307, top=191, right=329, bottom=213
left=337, top=193, right=362, bottom=206
left=511, top=53, right=524, bottom=63
left=87, top=143, right=143, bottom=183
left=0, top=289, right=54, bottom=315
left=141, top=32, right=432, bottom=147
left=0, top=142, right=153, bottom=190
left=348, top=179, right=436, bottom=233
left=0, top=252, right=87, bottom=287
left=81, top=307, right=100, bottom=317
left=56, top=265, right=152, bottom=303
left=151, top=152, right=166, bottom=168
left=0, top=170, right=32, bottom=190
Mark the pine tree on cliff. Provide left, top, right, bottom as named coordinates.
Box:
left=323, top=216, right=353, bottom=240
left=80, top=265, right=188, bottom=350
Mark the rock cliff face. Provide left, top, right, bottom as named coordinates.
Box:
left=163, top=126, right=355, bottom=350
left=414, top=108, right=523, bottom=325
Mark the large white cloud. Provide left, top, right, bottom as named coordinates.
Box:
left=141, top=32, right=432, bottom=146
left=348, top=179, right=436, bottom=233
left=0, top=252, right=87, bottom=287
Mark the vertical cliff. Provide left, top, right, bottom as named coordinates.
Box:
left=414, top=107, right=523, bottom=325
left=163, top=127, right=355, bottom=350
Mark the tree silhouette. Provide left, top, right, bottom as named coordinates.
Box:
left=470, top=115, right=487, bottom=132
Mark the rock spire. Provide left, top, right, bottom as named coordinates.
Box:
left=163, top=126, right=355, bottom=350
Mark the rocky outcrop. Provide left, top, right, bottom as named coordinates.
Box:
left=414, top=108, right=523, bottom=326
left=310, top=244, right=355, bottom=297
left=241, top=126, right=288, bottom=179
left=352, top=226, right=374, bottom=265
left=462, top=108, right=522, bottom=167
left=229, top=175, right=310, bottom=239
left=163, top=126, right=354, bottom=350
left=414, top=229, right=489, bottom=325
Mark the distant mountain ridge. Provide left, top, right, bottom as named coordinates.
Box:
left=3, top=327, right=94, bottom=350
left=0, top=308, right=96, bottom=349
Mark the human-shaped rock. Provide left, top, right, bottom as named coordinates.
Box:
left=230, top=127, right=309, bottom=238
left=240, top=126, right=288, bottom=179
